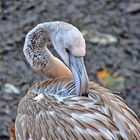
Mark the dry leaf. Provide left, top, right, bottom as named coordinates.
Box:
left=97, top=70, right=124, bottom=91
left=8, top=123, right=16, bottom=140
left=97, top=70, right=109, bottom=80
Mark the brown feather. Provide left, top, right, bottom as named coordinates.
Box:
left=15, top=78, right=140, bottom=140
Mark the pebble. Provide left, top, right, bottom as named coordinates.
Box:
left=4, top=83, right=20, bottom=94
left=82, top=30, right=118, bottom=45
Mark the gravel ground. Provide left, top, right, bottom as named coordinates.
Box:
left=0, top=0, right=140, bottom=139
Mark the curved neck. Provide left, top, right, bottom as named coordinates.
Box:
left=23, top=23, right=72, bottom=79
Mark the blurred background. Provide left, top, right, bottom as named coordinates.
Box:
left=0, top=0, right=140, bottom=139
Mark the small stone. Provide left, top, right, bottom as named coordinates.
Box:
left=125, top=3, right=140, bottom=14
left=3, top=96, right=13, bottom=101
left=82, top=30, right=118, bottom=45
left=4, top=83, right=20, bottom=94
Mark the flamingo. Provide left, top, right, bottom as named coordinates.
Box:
left=15, top=21, right=140, bottom=140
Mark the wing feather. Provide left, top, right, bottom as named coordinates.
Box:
left=15, top=78, right=140, bottom=140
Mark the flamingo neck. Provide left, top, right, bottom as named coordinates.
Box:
left=23, top=23, right=72, bottom=79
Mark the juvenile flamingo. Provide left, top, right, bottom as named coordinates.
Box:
left=15, top=21, right=140, bottom=140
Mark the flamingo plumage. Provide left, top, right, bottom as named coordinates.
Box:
left=15, top=21, right=140, bottom=140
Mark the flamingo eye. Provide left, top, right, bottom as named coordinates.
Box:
left=66, top=48, right=70, bottom=53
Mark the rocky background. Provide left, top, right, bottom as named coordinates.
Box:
left=0, top=0, right=140, bottom=139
